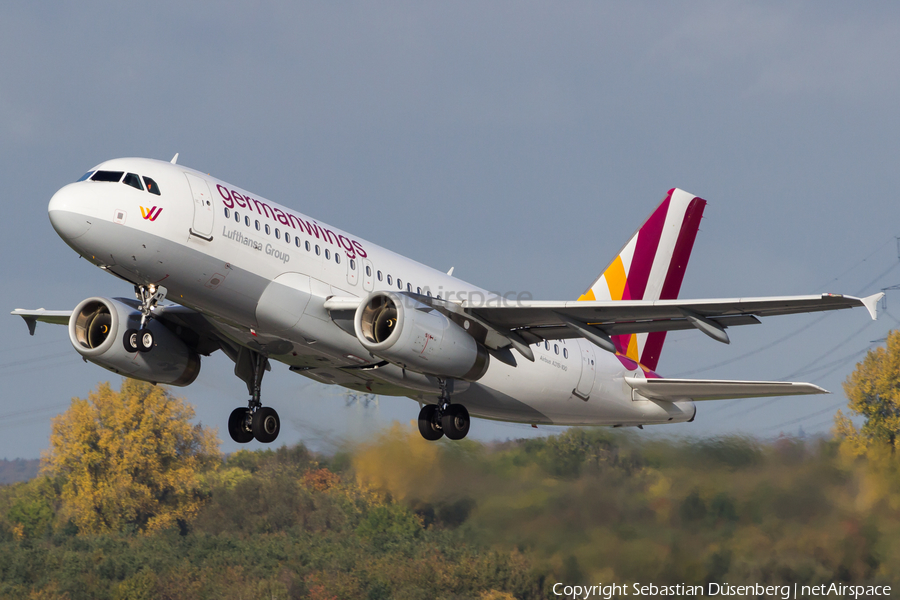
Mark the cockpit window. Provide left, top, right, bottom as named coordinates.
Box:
left=123, top=173, right=144, bottom=191
left=143, top=176, right=161, bottom=196
left=76, top=171, right=94, bottom=182
left=91, top=171, right=124, bottom=182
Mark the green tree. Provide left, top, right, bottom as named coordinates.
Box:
left=42, top=379, right=221, bottom=534
left=836, top=330, right=900, bottom=453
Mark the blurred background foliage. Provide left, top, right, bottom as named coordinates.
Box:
left=0, top=374, right=897, bottom=599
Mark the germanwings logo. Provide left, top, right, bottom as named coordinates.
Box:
left=140, top=206, right=163, bottom=221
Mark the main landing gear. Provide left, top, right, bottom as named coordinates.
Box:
left=123, top=284, right=167, bottom=353
left=228, top=349, right=281, bottom=444
left=417, top=379, right=470, bottom=441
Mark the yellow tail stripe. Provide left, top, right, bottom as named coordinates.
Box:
left=626, top=334, right=639, bottom=362
left=604, top=255, right=628, bottom=301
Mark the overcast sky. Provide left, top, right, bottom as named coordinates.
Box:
left=3, top=2, right=900, bottom=458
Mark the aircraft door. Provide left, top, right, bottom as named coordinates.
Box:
left=347, top=256, right=359, bottom=286
left=573, top=338, right=596, bottom=400
left=185, top=173, right=215, bottom=241
left=362, top=259, right=374, bottom=291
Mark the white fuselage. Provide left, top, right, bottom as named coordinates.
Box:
left=48, top=157, right=695, bottom=427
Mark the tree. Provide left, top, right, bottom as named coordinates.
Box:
left=836, top=330, right=900, bottom=453
left=42, top=379, right=221, bottom=534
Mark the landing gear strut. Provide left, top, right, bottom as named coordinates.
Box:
left=227, top=348, right=281, bottom=444
left=123, top=284, right=167, bottom=353
left=417, top=379, right=470, bottom=441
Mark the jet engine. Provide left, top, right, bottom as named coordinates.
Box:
left=68, top=297, right=200, bottom=386
left=353, top=291, right=489, bottom=380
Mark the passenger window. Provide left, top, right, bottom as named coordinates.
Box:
left=265, top=224, right=271, bottom=235
left=427, top=290, right=432, bottom=297
left=234, top=211, right=240, bottom=223
left=545, top=341, right=549, bottom=350
left=315, top=245, right=321, bottom=256
left=417, top=287, right=421, bottom=294
left=563, top=348, right=568, bottom=359
left=255, top=220, right=260, bottom=231
left=350, top=258, right=355, bottom=270
left=397, top=279, right=403, bottom=290
left=295, top=237, right=301, bottom=248
left=275, top=228, right=280, bottom=239
left=554, top=344, right=559, bottom=355
left=335, top=254, right=341, bottom=264
left=366, top=265, right=372, bottom=276
left=407, top=283, right=412, bottom=292
left=91, top=171, right=124, bottom=182
left=76, top=171, right=94, bottom=182
left=244, top=216, right=250, bottom=227
left=224, top=208, right=231, bottom=218
left=325, top=249, right=331, bottom=260
left=387, top=275, right=392, bottom=285
left=123, top=173, right=143, bottom=191
left=143, top=176, right=161, bottom=196
left=305, top=241, right=310, bottom=251
left=377, top=270, right=383, bottom=281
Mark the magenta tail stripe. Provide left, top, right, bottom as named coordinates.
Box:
left=639, top=196, right=706, bottom=371
left=622, top=193, right=671, bottom=302
left=659, top=197, right=706, bottom=301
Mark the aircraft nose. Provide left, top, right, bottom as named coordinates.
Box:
left=48, top=186, right=91, bottom=240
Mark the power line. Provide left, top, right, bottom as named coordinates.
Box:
left=0, top=351, right=74, bottom=371
left=814, top=235, right=897, bottom=292
left=0, top=338, right=67, bottom=356
left=761, top=398, right=848, bottom=432
left=673, top=253, right=899, bottom=378
left=779, top=320, right=877, bottom=380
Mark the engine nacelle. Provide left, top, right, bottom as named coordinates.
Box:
left=68, top=297, right=201, bottom=386
left=354, top=291, right=489, bottom=381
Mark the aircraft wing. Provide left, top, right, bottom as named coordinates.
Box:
left=11, top=308, right=72, bottom=335
left=460, top=292, right=882, bottom=349
left=11, top=302, right=222, bottom=355
left=625, top=377, right=827, bottom=401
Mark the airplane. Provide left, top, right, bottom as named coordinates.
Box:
left=12, top=155, right=882, bottom=444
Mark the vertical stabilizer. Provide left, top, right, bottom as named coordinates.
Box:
left=578, top=188, right=706, bottom=370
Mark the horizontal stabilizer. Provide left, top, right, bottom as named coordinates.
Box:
left=625, top=377, right=827, bottom=402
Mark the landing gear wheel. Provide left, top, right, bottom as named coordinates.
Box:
left=123, top=329, right=140, bottom=353
left=441, top=404, right=470, bottom=440
left=418, top=404, right=444, bottom=441
left=228, top=408, right=254, bottom=444
left=252, top=406, right=280, bottom=443
left=137, top=329, right=154, bottom=353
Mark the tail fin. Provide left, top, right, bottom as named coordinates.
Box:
left=578, top=188, right=706, bottom=370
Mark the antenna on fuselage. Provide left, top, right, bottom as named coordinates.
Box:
left=447, top=267, right=455, bottom=276
left=170, top=153, right=179, bottom=164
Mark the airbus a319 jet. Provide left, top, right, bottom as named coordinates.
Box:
left=13, top=156, right=881, bottom=444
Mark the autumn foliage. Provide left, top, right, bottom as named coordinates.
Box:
left=0, top=372, right=899, bottom=597
left=837, top=329, right=900, bottom=453
left=42, top=379, right=220, bottom=534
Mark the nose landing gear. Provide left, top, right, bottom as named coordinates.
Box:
left=417, top=379, right=470, bottom=441
left=227, top=348, right=281, bottom=444
left=123, top=284, right=167, bottom=353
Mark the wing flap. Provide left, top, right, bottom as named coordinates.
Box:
left=625, top=377, right=828, bottom=402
